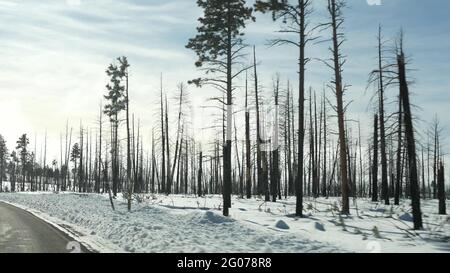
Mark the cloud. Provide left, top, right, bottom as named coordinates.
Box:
left=0, top=0, right=449, bottom=170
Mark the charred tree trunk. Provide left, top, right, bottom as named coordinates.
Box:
left=271, top=77, right=280, bottom=202
left=160, top=75, right=166, bottom=194
left=198, top=151, right=203, bottom=197
left=395, top=96, right=403, bottom=205
left=372, top=114, right=379, bottom=202
left=437, top=162, right=446, bottom=215
left=253, top=46, right=263, bottom=198
left=245, top=72, right=252, bottom=199
left=397, top=42, right=422, bottom=230
left=329, top=0, right=350, bottom=214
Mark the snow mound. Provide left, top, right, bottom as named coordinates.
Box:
left=399, top=213, right=413, bottom=222
left=314, top=222, right=326, bottom=232
left=196, top=211, right=235, bottom=224
left=275, top=220, right=290, bottom=230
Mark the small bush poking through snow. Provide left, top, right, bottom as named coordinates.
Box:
left=275, top=220, right=290, bottom=230
left=372, top=226, right=382, bottom=239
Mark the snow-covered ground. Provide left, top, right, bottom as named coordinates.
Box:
left=0, top=192, right=448, bottom=253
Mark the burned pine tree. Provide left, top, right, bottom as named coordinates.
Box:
left=368, top=25, right=389, bottom=205
left=394, top=94, right=403, bottom=205
left=170, top=83, right=189, bottom=195
left=255, top=0, right=314, bottom=217
left=372, top=114, right=379, bottom=202
left=245, top=71, right=252, bottom=199
left=159, top=75, right=166, bottom=194
left=437, top=162, right=446, bottom=215
left=252, top=46, right=270, bottom=202
left=396, top=33, right=422, bottom=230
left=320, top=0, right=350, bottom=214
left=270, top=76, right=281, bottom=202
left=430, top=115, right=443, bottom=200
left=186, top=0, right=254, bottom=216
left=165, top=96, right=172, bottom=195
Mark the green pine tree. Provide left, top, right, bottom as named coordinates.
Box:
left=186, top=0, right=254, bottom=216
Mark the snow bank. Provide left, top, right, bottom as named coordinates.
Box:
left=0, top=193, right=345, bottom=253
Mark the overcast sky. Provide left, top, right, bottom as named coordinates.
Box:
left=0, top=0, right=449, bottom=171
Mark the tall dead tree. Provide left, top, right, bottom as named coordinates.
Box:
left=372, top=114, right=379, bottom=202
left=437, top=162, right=446, bottom=215
left=245, top=71, right=252, bottom=199
left=165, top=95, right=172, bottom=194
left=322, top=92, right=328, bottom=197
left=198, top=151, right=203, bottom=197
left=270, top=76, right=280, bottom=202
left=79, top=124, right=84, bottom=193
left=252, top=46, right=264, bottom=199
left=394, top=95, right=403, bottom=205
left=159, top=74, right=166, bottom=194
left=255, top=0, right=313, bottom=217
left=369, top=25, right=389, bottom=205
left=96, top=104, right=103, bottom=193
left=396, top=33, right=422, bottom=230
left=286, top=83, right=293, bottom=196
left=322, top=0, right=350, bottom=213
left=170, top=83, right=187, bottom=195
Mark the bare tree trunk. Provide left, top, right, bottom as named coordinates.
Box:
left=160, top=75, right=166, bottom=194
left=165, top=96, right=172, bottom=194
left=286, top=84, right=293, bottom=197
left=245, top=72, right=252, bottom=199
left=126, top=87, right=135, bottom=205
left=372, top=114, right=379, bottom=202
left=151, top=130, right=156, bottom=194
left=322, top=94, right=328, bottom=197
left=253, top=46, right=263, bottom=198
left=397, top=41, right=422, bottom=230
left=198, top=151, right=203, bottom=197
left=222, top=4, right=233, bottom=216
left=271, top=77, right=280, bottom=202
left=329, top=0, right=350, bottom=214
left=79, top=125, right=84, bottom=193
left=376, top=26, right=389, bottom=205
left=437, top=162, right=446, bottom=215
left=395, top=95, right=403, bottom=205
left=421, top=148, right=426, bottom=199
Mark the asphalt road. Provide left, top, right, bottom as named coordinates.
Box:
left=0, top=202, right=90, bottom=253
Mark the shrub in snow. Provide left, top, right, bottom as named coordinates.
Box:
left=275, top=220, right=290, bottom=230
left=134, top=195, right=143, bottom=203
left=372, top=226, right=382, bottom=239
